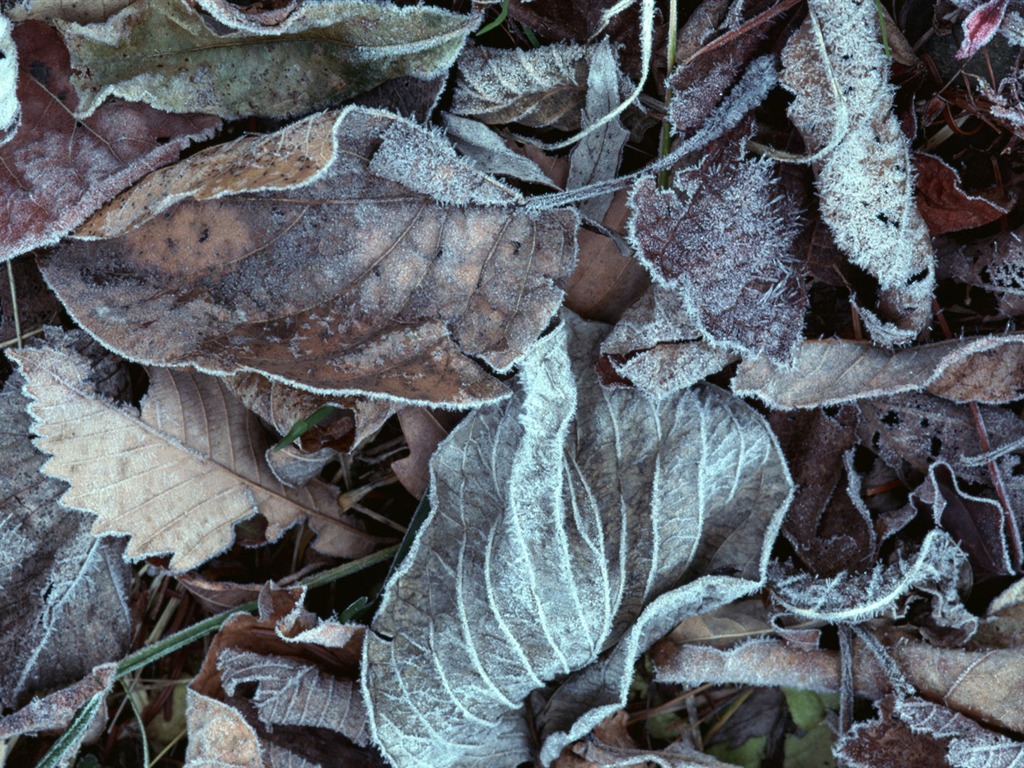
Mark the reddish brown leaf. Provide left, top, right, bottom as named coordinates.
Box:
left=914, top=153, right=1008, bottom=235
left=0, top=22, right=219, bottom=262
left=956, top=0, right=1009, bottom=59
left=392, top=407, right=460, bottom=500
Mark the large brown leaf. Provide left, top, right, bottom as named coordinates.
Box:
left=0, top=21, right=219, bottom=262
left=41, top=107, right=578, bottom=406
left=8, top=329, right=385, bottom=572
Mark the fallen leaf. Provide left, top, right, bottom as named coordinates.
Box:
left=834, top=697, right=950, bottom=768
left=452, top=42, right=589, bottom=131
left=0, top=663, right=115, bottom=752
left=781, top=0, right=936, bottom=343
left=363, top=311, right=793, bottom=768
left=0, top=17, right=19, bottom=141
left=566, top=39, right=629, bottom=222
left=391, top=407, right=458, bottom=500
left=956, top=0, right=1009, bottom=59
left=5, top=0, right=131, bottom=23
left=61, top=0, right=476, bottom=120
left=947, top=229, right=1024, bottom=315
left=8, top=329, right=385, bottom=572
left=42, top=107, right=578, bottom=406
left=0, top=352, right=132, bottom=711
left=913, top=153, right=1009, bottom=234
left=599, top=284, right=737, bottom=398
left=183, top=691, right=264, bottom=768
left=0, top=21, right=219, bottom=262
left=733, top=335, right=1024, bottom=408
left=629, top=147, right=806, bottom=364
left=442, top=113, right=560, bottom=188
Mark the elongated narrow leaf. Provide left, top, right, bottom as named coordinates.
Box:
left=8, top=330, right=384, bottom=572
left=362, top=312, right=792, bottom=768
left=780, top=0, right=935, bottom=343
left=41, top=106, right=578, bottom=406
left=734, top=335, right=1024, bottom=408
left=61, top=0, right=476, bottom=120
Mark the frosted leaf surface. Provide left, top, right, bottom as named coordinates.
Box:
left=218, top=649, right=369, bottom=745
left=0, top=21, right=219, bottom=263
left=628, top=153, right=806, bottom=364
left=40, top=107, right=578, bottom=406
left=0, top=16, right=19, bottom=143
left=600, top=284, right=736, bottom=398
left=0, top=371, right=131, bottom=710
left=362, top=311, right=792, bottom=768
left=734, top=335, right=1024, bottom=408
left=567, top=39, right=629, bottom=222
left=8, top=329, right=385, bottom=572
left=452, top=42, right=589, bottom=131
left=60, top=0, right=476, bottom=120
left=780, top=1, right=935, bottom=343
left=442, top=113, right=558, bottom=188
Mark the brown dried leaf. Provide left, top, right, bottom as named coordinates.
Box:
left=835, top=696, right=953, bottom=768
left=599, top=284, right=736, bottom=397
left=392, top=407, right=458, bottom=500
left=734, top=335, right=1024, bottom=409
left=0, top=663, right=115, bottom=747
left=8, top=330, right=385, bottom=572
left=183, top=690, right=265, bottom=768
left=452, top=43, right=589, bottom=131
left=913, top=153, right=1009, bottom=235
left=0, top=21, right=219, bottom=262
left=42, top=107, right=578, bottom=406
left=5, top=0, right=131, bottom=23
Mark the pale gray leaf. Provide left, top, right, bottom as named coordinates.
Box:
left=734, top=335, right=1024, bottom=408
left=0, top=15, right=19, bottom=144
left=442, top=113, right=558, bottom=188
left=218, top=648, right=369, bottom=746
left=452, top=43, right=588, bottom=131
left=0, top=369, right=131, bottom=710
left=362, top=311, right=792, bottom=768
left=601, top=284, right=737, bottom=397
left=567, top=39, right=630, bottom=221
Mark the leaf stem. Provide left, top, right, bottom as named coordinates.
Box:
left=658, top=0, right=679, bottom=190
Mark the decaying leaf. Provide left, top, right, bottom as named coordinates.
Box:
left=452, top=42, right=589, bottom=131
left=362, top=312, right=793, bottom=768
left=0, top=358, right=131, bottom=711
left=913, top=153, right=1009, bottom=235
left=566, top=39, right=629, bottom=222
left=0, top=21, right=219, bottom=262
left=41, top=106, right=578, bottom=406
left=0, top=16, right=19, bottom=142
left=733, top=335, right=1024, bottom=409
left=8, top=329, right=384, bottom=572
left=183, top=690, right=265, bottom=768
left=600, top=284, right=737, bottom=398
left=392, top=407, right=457, bottom=500
left=947, top=228, right=1024, bottom=315
left=442, top=113, right=559, bottom=188
left=780, top=0, right=935, bottom=343
left=60, top=0, right=476, bottom=120
left=4, top=0, right=132, bottom=23
left=629, top=149, right=806, bottom=364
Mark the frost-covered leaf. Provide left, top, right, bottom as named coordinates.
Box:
left=771, top=528, right=969, bottom=624
left=567, top=39, right=629, bottom=222
left=4, top=0, right=131, bottom=23
left=184, top=689, right=264, bottom=768
left=734, top=335, right=1024, bottom=408
left=600, top=284, right=736, bottom=398
left=780, top=0, right=935, bottom=343
left=947, top=229, right=1024, bottom=315
left=856, top=392, right=1023, bottom=484
left=0, top=16, right=19, bottom=143
left=956, top=0, right=1009, bottom=59
left=452, top=43, right=589, bottom=131
left=835, top=696, right=957, bottom=768
left=60, top=0, right=475, bottom=121
left=0, top=21, right=219, bottom=262
left=362, top=311, right=792, bottom=768
left=8, top=330, right=385, bottom=572
left=628, top=149, right=806, bottom=364
left=0, top=372, right=131, bottom=710
left=442, top=113, right=558, bottom=188
left=41, top=107, right=578, bottom=406
left=218, top=649, right=369, bottom=745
